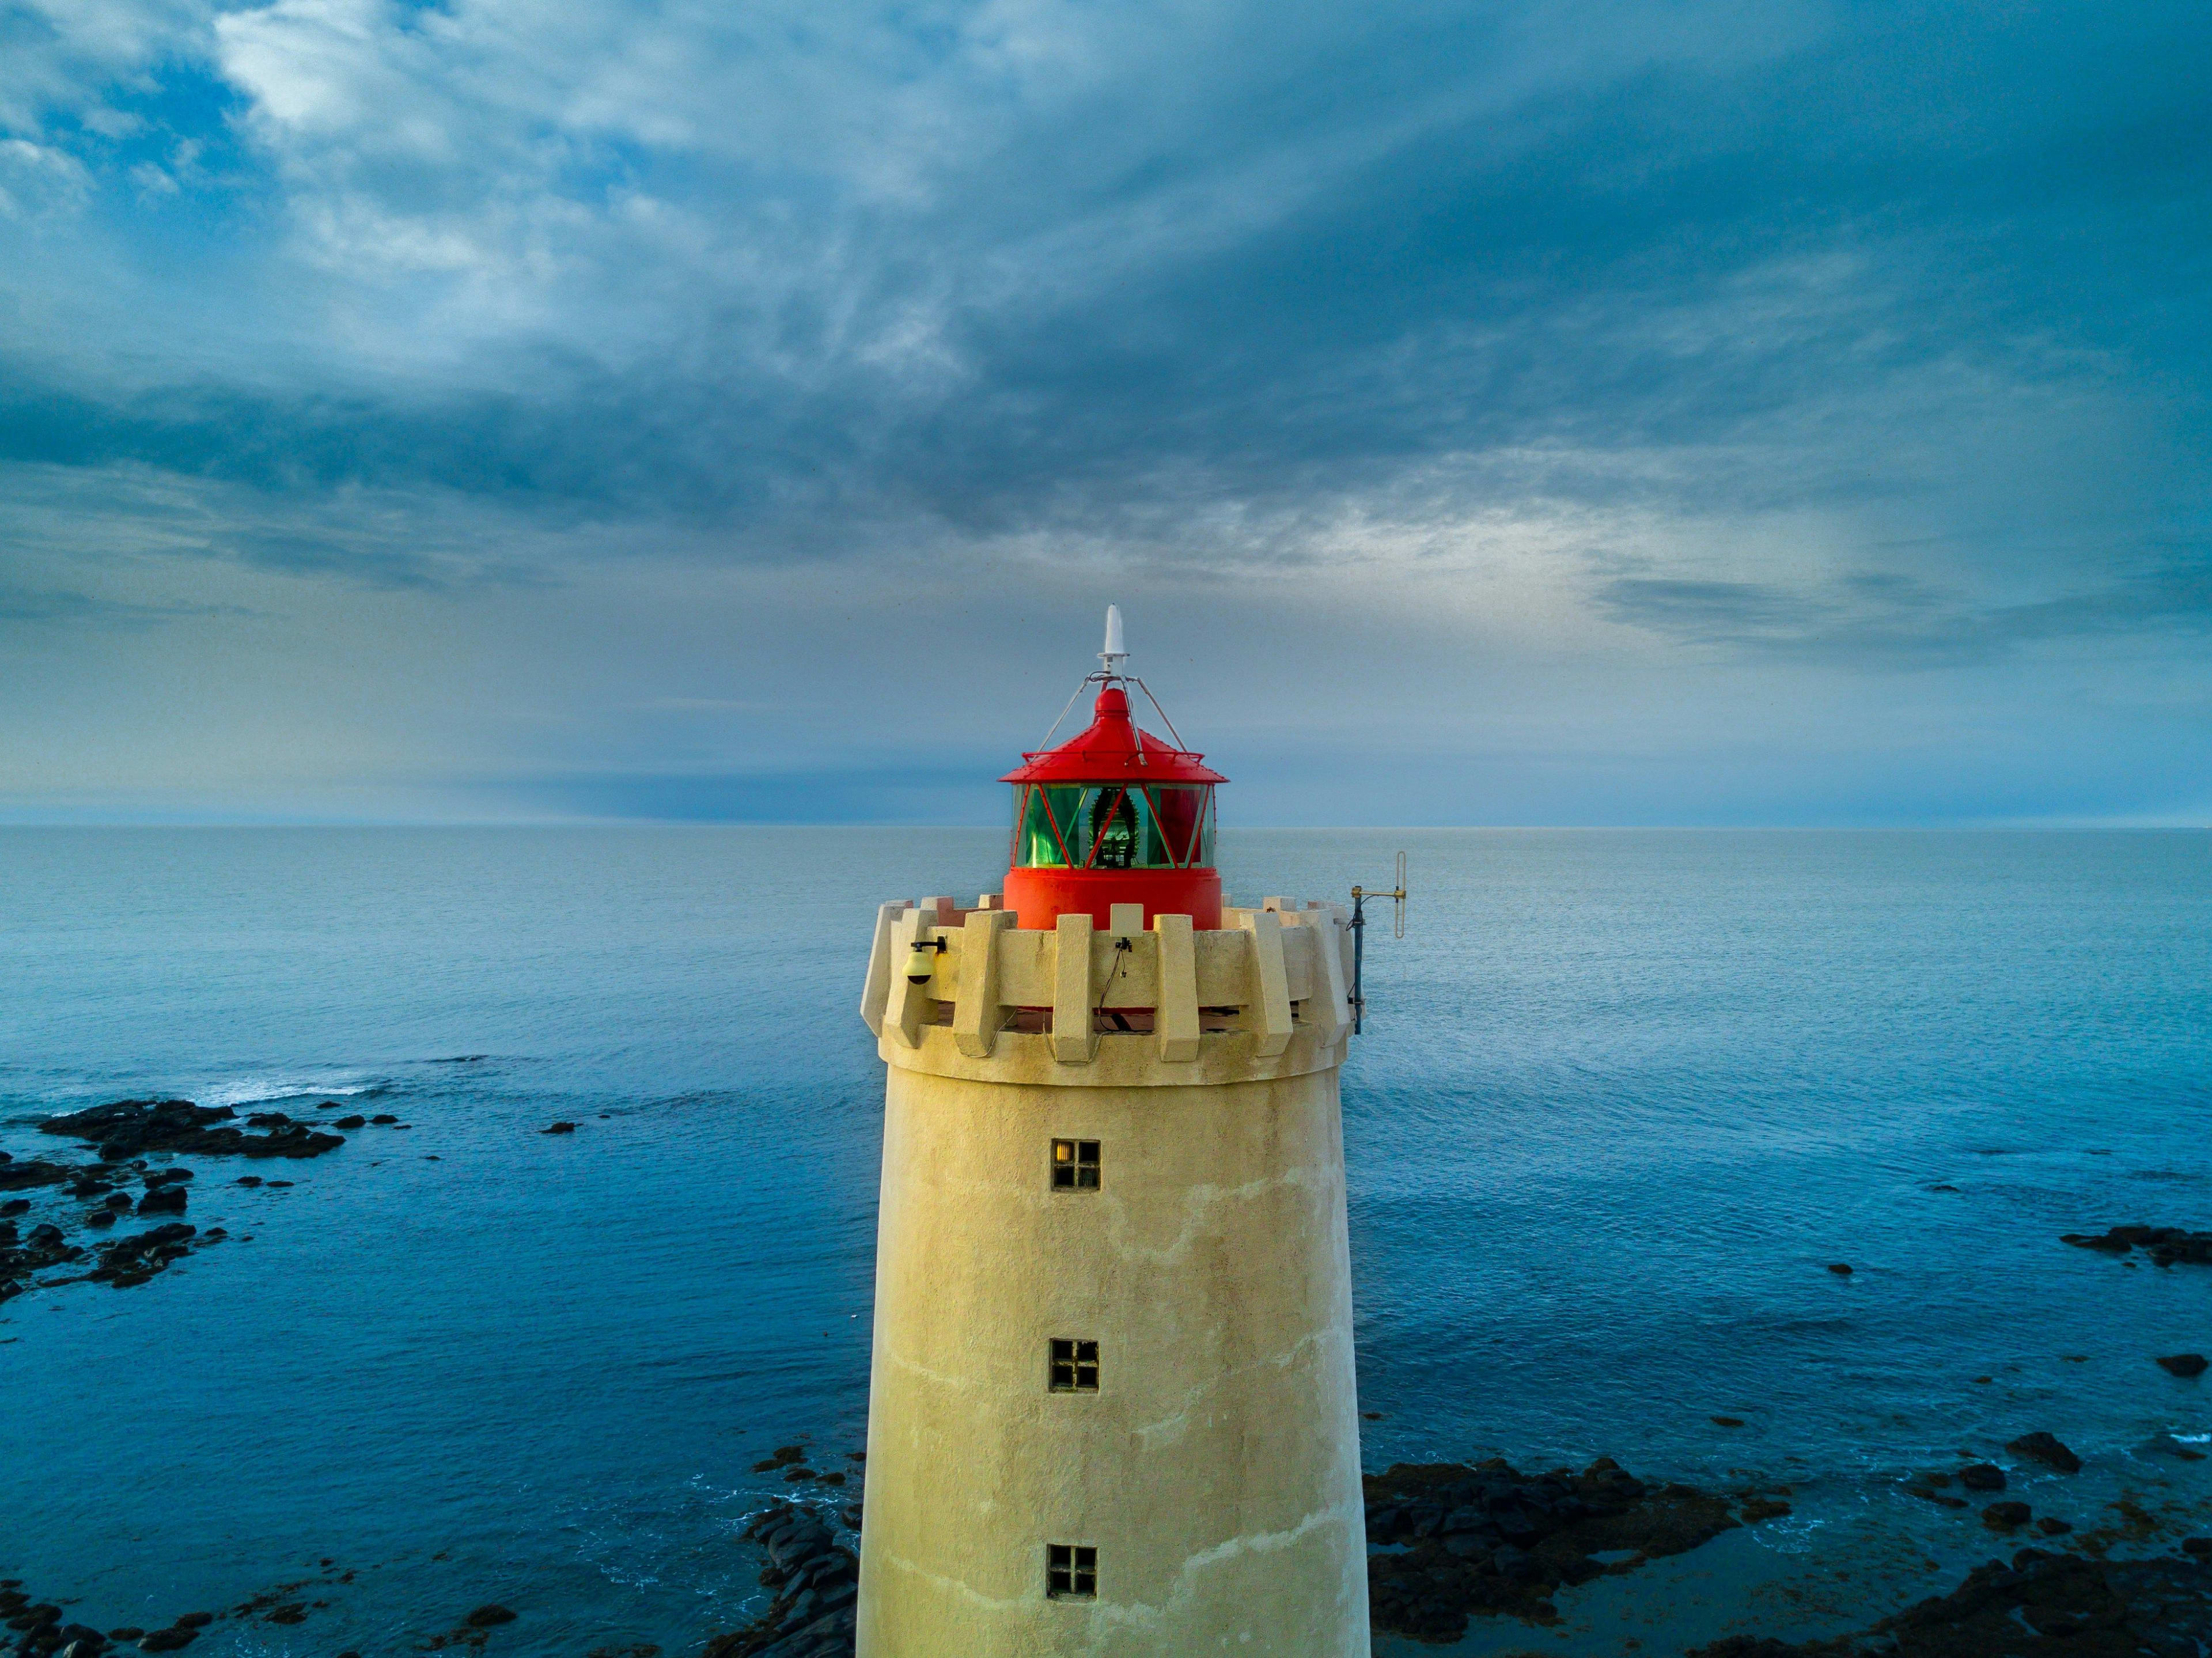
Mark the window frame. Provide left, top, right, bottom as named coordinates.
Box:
left=1048, top=1337, right=1100, bottom=1392
left=1046, top=1543, right=1098, bottom=1600
left=1051, top=1138, right=1101, bottom=1191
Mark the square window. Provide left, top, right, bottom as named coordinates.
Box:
left=1049, top=1338, right=1100, bottom=1392
left=1051, top=1139, right=1101, bottom=1191
left=1046, top=1543, right=1097, bottom=1600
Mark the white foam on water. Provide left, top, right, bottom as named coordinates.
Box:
left=197, top=1074, right=382, bottom=1108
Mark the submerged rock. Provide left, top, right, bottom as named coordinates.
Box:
left=1958, top=1464, right=2006, bottom=1492
left=2156, top=1353, right=2207, bottom=1378
left=1363, top=1456, right=1753, bottom=1642
left=0, top=1159, right=74, bottom=1193
left=1686, top=1545, right=2212, bottom=1656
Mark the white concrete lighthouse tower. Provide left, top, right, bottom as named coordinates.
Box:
left=855, top=612, right=1372, bottom=1657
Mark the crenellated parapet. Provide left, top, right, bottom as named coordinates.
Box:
left=859, top=895, right=1354, bottom=1085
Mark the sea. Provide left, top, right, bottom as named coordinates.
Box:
left=2, top=827, right=2207, bottom=1655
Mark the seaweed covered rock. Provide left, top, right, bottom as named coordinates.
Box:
left=1363, top=1457, right=1753, bottom=1643
left=40, top=1100, right=344, bottom=1161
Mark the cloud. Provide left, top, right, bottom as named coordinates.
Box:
left=0, top=0, right=2207, bottom=820
left=1597, top=554, right=2212, bottom=665
left=0, top=580, right=245, bottom=626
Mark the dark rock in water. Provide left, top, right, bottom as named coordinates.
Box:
left=332, top=1116, right=366, bottom=1130
left=1, top=1198, right=27, bottom=1214
left=2156, top=1352, right=2207, bottom=1378
left=1982, top=1501, right=2032, bottom=1530
left=2036, top=1516, right=2073, bottom=1535
left=245, top=1112, right=292, bottom=1128
left=236, top=1176, right=263, bottom=1187
left=2061, top=1224, right=2212, bottom=1265
left=1958, top=1463, right=2006, bottom=1491
left=1826, top=1263, right=1853, bottom=1275
left=172, top=1616, right=210, bottom=1631
left=2007, top=1432, right=2082, bottom=1474
left=1904, top=1479, right=1968, bottom=1509
left=27, top=1222, right=63, bottom=1247
left=1711, top=1416, right=1745, bottom=1428
left=137, top=1186, right=187, bottom=1215
left=370, top=1114, right=398, bottom=1126
left=137, top=1630, right=196, bottom=1652
left=0, top=1160, right=73, bottom=1193
left=464, top=1607, right=517, bottom=1628
left=41, top=1099, right=343, bottom=1161
left=2185, top=1538, right=2212, bottom=1558
left=1685, top=1546, right=2212, bottom=1657
left=542, top=1122, right=577, bottom=1135
left=145, top=1169, right=192, bottom=1187
left=104, top=1193, right=135, bottom=1210
left=88, top=1223, right=198, bottom=1289
left=86, top=1210, right=116, bottom=1229
left=1363, top=1457, right=1740, bottom=1642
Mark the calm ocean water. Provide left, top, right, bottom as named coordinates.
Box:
left=3, top=827, right=2208, bottom=1654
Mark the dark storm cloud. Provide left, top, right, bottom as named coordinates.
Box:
left=5, top=0, right=2205, bottom=587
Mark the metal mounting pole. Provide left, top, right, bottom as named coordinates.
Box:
left=1347, top=852, right=1407, bottom=1036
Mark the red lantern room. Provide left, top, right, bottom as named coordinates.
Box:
left=1001, top=609, right=1226, bottom=931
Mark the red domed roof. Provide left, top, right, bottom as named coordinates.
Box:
left=1001, top=687, right=1226, bottom=785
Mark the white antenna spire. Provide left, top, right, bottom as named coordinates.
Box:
left=1100, top=604, right=1127, bottom=673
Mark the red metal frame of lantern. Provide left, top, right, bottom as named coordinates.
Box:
left=999, top=684, right=1226, bottom=930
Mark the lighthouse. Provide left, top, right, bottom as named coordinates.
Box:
left=855, top=610, right=1372, bottom=1657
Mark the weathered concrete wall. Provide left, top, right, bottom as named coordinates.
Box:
left=855, top=897, right=1369, bottom=1657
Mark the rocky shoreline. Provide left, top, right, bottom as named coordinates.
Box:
left=1691, top=1543, right=2212, bottom=1657
left=1363, top=1455, right=1771, bottom=1640
left=1, top=1097, right=371, bottom=1307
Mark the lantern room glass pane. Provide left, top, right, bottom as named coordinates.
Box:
left=1015, top=785, right=1077, bottom=868
left=1013, top=782, right=1214, bottom=869
left=1143, top=785, right=1213, bottom=869
left=1086, top=788, right=1138, bottom=869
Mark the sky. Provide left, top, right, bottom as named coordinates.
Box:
left=1, top=0, right=2207, bottom=826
